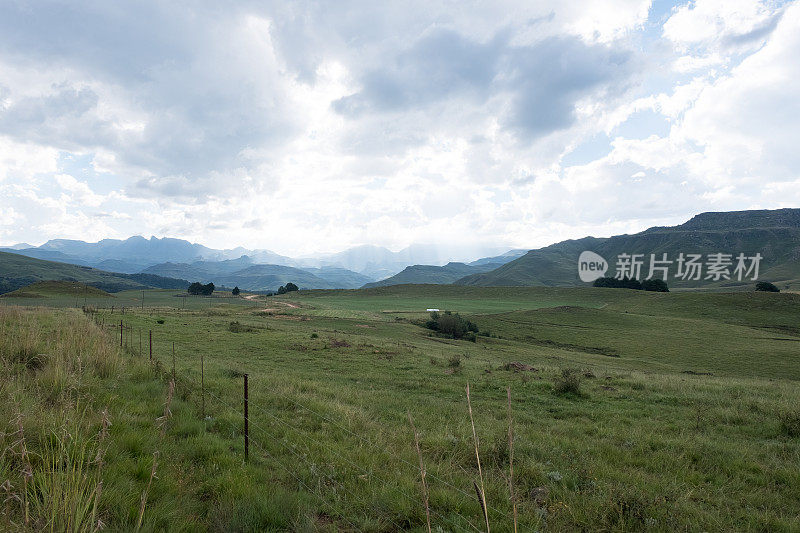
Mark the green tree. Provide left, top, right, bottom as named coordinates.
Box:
left=755, top=281, right=780, bottom=292
left=232, top=286, right=240, bottom=296
left=642, top=279, right=669, bottom=292
left=188, top=282, right=204, bottom=295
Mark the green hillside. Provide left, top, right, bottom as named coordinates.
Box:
left=0, top=251, right=188, bottom=294
left=1, top=280, right=112, bottom=298
left=362, top=262, right=501, bottom=288
left=145, top=261, right=371, bottom=290
left=216, top=264, right=338, bottom=291
left=457, top=208, right=800, bottom=289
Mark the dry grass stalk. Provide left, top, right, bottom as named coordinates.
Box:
left=407, top=412, right=431, bottom=533
left=138, top=379, right=173, bottom=530
left=507, top=387, right=517, bottom=533
left=14, top=413, right=31, bottom=527
left=136, top=451, right=159, bottom=532
left=156, top=380, right=175, bottom=439
left=466, top=383, right=489, bottom=532
left=92, top=407, right=111, bottom=531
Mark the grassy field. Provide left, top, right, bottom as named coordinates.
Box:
left=1, top=285, right=799, bottom=531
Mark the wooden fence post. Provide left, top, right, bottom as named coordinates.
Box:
left=120, top=320, right=123, bottom=348
left=149, top=330, right=152, bottom=362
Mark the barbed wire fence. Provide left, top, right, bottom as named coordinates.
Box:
left=83, top=304, right=506, bottom=532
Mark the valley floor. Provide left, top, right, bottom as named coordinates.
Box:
left=1, top=285, right=799, bottom=531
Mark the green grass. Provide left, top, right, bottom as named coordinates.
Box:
left=1, top=280, right=113, bottom=299
left=0, top=250, right=148, bottom=294
left=1, top=285, right=799, bottom=531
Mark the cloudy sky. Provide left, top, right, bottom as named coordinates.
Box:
left=1, top=0, right=798, bottom=257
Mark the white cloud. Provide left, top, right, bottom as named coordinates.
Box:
left=0, top=0, right=797, bottom=255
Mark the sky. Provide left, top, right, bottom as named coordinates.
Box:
left=1, top=0, right=798, bottom=257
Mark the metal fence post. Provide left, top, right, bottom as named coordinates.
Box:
left=244, top=373, right=249, bottom=462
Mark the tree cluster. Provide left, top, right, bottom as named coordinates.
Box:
left=755, top=281, right=780, bottom=292
left=277, top=282, right=298, bottom=294
left=425, top=310, right=478, bottom=341
left=188, top=282, right=215, bottom=295
left=593, top=277, right=669, bottom=292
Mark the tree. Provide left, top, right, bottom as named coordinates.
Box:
left=285, top=282, right=299, bottom=292
left=232, top=286, right=240, bottom=296
left=188, top=282, right=204, bottom=295
left=593, top=276, right=643, bottom=290
left=755, top=281, right=780, bottom=292
left=188, top=281, right=215, bottom=295
left=642, top=279, right=669, bottom=292
left=424, top=310, right=478, bottom=341
left=277, top=285, right=287, bottom=295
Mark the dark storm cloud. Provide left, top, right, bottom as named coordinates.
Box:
left=333, top=28, right=637, bottom=140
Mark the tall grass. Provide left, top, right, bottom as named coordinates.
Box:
left=28, top=416, right=103, bottom=532
left=0, top=307, right=121, bottom=530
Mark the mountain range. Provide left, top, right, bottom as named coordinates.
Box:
left=0, top=237, right=520, bottom=291
left=2, top=208, right=798, bottom=293
left=457, top=208, right=800, bottom=289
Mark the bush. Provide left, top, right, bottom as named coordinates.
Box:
left=553, top=369, right=582, bottom=395
left=232, top=286, right=240, bottom=296
left=755, top=281, right=780, bottom=292
left=228, top=321, right=256, bottom=333
left=447, top=354, right=461, bottom=368
left=779, top=410, right=800, bottom=437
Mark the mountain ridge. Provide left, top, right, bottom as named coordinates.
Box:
left=456, top=208, right=800, bottom=289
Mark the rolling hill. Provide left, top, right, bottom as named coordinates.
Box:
left=361, top=261, right=503, bottom=288
left=0, top=251, right=189, bottom=294
left=456, top=208, right=800, bottom=289
left=1, top=280, right=112, bottom=298
left=143, top=260, right=373, bottom=290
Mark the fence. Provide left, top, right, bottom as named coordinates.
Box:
left=84, top=307, right=507, bottom=532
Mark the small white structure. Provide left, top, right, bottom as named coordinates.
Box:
left=426, top=308, right=440, bottom=312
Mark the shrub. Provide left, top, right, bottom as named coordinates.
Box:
left=779, top=409, right=800, bottom=437
left=553, top=369, right=581, bottom=395
left=228, top=321, right=256, bottom=333
left=755, top=281, right=780, bottom=292
left=447, top=354, right=461, bottom=368
left=232, top=286, right=240, bottom=296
